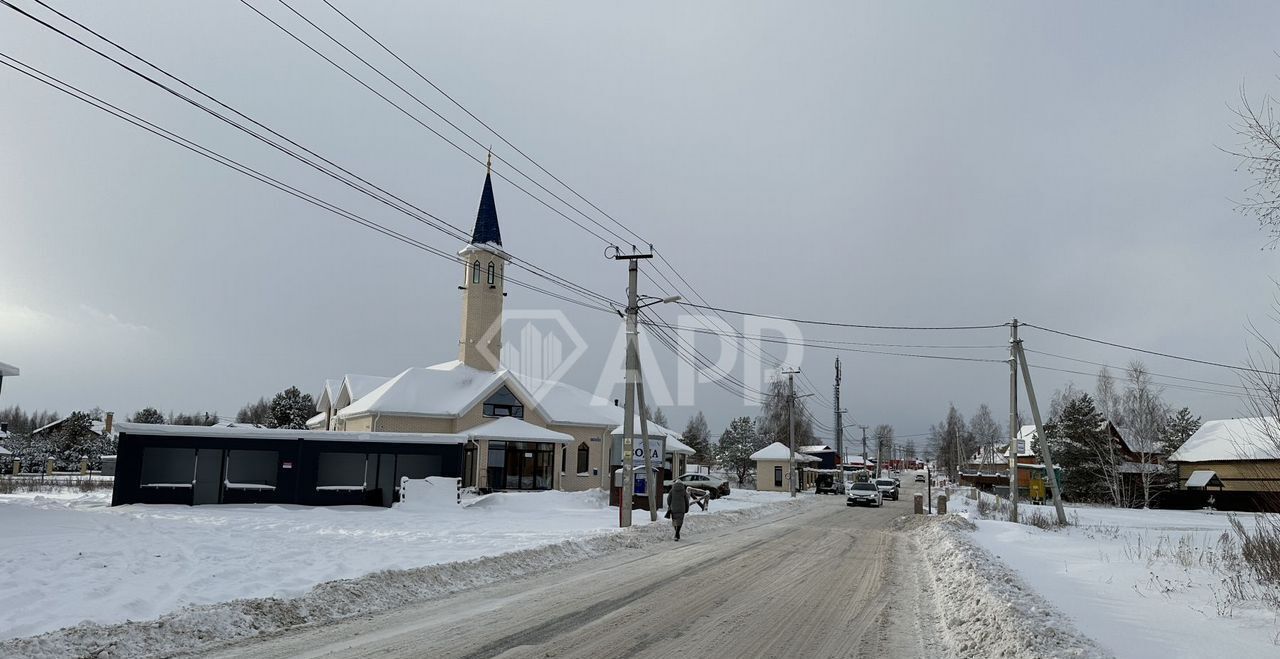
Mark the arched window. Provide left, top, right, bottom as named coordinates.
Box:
left=487, top=261, right=496, bottom=285
left=471, top=260, right=481, bottom=284
left=576, top=443, right=590, bottom=474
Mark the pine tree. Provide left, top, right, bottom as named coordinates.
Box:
left=269, top=386, right=315, bottom=430
left=50, top=411, right=113, bottom=470
left=1162, top=407, right=1202, bottom=453
left=129, top=407, right=166, bottom=424
left=1047, top=394, right=1115, bottom=503
left=681, top=411, right=713, bottom=464
left=648, top=407, right=669, bottom=429
left=716, top=416, right=764, bottom=485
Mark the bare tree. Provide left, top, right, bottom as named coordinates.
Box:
left=1227, top=88, right=1280, bottom=247
left=1095, top=367, right=1125, bottom=426
left=969, top=403, right=1002, bottom=472
left=1121, top=361, right=1169, bottom=507
left=873, top=424, right=894, bottom=476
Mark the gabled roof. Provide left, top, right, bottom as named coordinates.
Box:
left=1112, top=425, right=1162, bottom=456
left=799, top=444, right=834, bottom=453
left=315, top=378, right=342, bottom=412
left=335, top=360, right=625, bottom=429
left=1168, top=417, right=1280, bottom=463
left=751, top=442, right=821, bottom=462
left=469, top=170, right=501, bottom=246
left=1186, top=470, right=1224, bottom=488
left=31, top=417, right=113, bottom=437
left=335, top=374, right=390, bottom=410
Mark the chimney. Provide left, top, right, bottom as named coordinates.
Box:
left=104, top=411, right=113, bottom=434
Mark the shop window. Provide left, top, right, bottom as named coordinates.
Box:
left=140, top=447, right=196, bottom=487
left=316, top=452, right=367, bottom=490
left=225, top=449, right=278, bottom=491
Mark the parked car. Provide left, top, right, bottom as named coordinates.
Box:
left=664, top=472, right=730, bottom=498
left=874, top=478, right=899, bottom=501
left=815, top=473, right=844, bottom=494
left=846, top=482, right=883, bottom=507
left=914, top=473, right=926, bottom=482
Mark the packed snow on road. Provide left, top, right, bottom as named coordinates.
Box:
left=0, top=486, right=796, bottom=643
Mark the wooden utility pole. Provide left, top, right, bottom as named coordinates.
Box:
left=833, top=357, right=843, bottom=460
left=1008, top=318, right=1019, bottom=523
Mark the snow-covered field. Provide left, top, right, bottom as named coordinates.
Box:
left=0, top=487, right=796, bottom=643
left=947, top=489, right=1280, bottom=658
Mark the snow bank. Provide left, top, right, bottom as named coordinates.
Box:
left=946, top=490, right=1280, bottom=658
left=0, top=490, right=810, bottom=659
left=901, top=514, right=1110, bottom=658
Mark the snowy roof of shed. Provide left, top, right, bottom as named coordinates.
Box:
left=0, top=445, right=10, bottom=455
left=466, top=416, right=573, bottom=444
left=0, top=361, right=18, bottom=377
left=799, top=444, right=834, bottom=453
left=1167, top=417, right=1280, bottom=463
left=751, top=442, right=821, bottom=462
left=1185, top=470, right=1224, bottom=488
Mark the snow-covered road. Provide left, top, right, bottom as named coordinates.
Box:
left=0, top=488, right=791, bottom=642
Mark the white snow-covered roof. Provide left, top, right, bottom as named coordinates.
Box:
left=212, top=421, right=269, bottom=429
left=1113, top=425, right=1162, bottom=456
left=1185, top=470, right=1223, bottom=488
left=315, top=378, right=342, bottom=411
left=115, top=421, right=466, bottom=445
left=336, top=360, right=623, bottom=429
left=32, top=417, right=114, bottom=437
left=665, top=434, right=695, bottom=456
left=1001, top=426, right=1039, bottom=457
left=799, top=444, right=834, bottom=453
left=609, top=418, right=678, bottom=440
left=334, top=374, right=391, bottom=410
left=0, top=445, right=10, bottom=455
left=751, top=442, right=821, bottom=462
left=305, top=412, right=327, bottom=430
left=465, top=416, right=573, bottom=444
left=1168, top=417, right=1280, bottom=463
left=0, top=361, right=18, bottom=377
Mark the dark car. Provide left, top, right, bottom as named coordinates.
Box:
left=874, top=478, right=899, bottom=501
left=663, top=473, right=730, bottom=498
left=815, top=473, right=845, bottom=494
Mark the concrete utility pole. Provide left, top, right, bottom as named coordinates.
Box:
left=859, top=425, right=869, bottom=468
left=1008, top=318, right=1019, bottom=523
left=610, top=246, right=679, bottom=528
left=1014, top=342, right=1068, bottom=525
left=833, top=357, right=842, bottom=460
left=784, top=368, right=800, bottom=498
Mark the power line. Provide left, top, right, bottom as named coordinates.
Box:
left=317, top=0, right=650, bottom=248
left=11, top=0, right=620, bottom=312
left=675, top=301, right=1010, bottom=331
left=638, top=320, right=1007, bottom=350
left=1027, top=363, right=1247, bottom=399
left=1020, top=322, right=1280, bottom=377
left=1023, top=349, right=1249, bottom=392
left=0, top=52, right=618, bottom=317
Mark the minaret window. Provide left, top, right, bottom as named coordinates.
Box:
left=487, top=261, right=496, bottom=285
left=482, top=385, right=524, bottom=419
left=472, top=260, right=481, bottom=284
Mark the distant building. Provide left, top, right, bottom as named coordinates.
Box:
left=751, top=442, right=820, bottom=492
left=1167, top=417, right=1280, bottom=508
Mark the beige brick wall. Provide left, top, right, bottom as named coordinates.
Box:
left=458, top=253, right=506, bottom=371
left=552, top=424, right=610, bottom=491
left=756, top=459, right=790, bottom=492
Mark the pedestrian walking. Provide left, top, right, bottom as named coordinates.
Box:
left=667, top=479, right=690, bottom=541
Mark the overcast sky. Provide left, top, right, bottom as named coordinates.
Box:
left=2, top=1, right=1278, bottom=442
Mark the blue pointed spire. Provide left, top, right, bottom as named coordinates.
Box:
left=470, top=162, right=502, bottom=246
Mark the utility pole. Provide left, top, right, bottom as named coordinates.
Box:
left=833, top=357, right=842, bottom=461
left=1008, top=318, right=1019, bottom=524
left=609, top=246, right=680, bottom=529
left=784, top=368, right=801, bottom=498
left=1014, top=341, right=1068, bottom=525
left=859, top=425, right=869, bottom=468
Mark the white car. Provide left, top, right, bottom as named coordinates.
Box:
left=846, top=482, right=883, bottom=507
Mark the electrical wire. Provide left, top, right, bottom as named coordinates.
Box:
left=676, top=301, right=1010, bottom=331
left=1020, top=322, right=1280, bottom=377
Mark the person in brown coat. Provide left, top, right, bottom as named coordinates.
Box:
left=668, top=480, right=691, bottom=540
